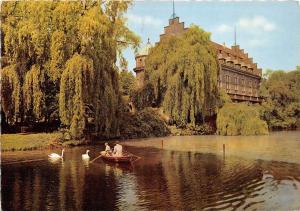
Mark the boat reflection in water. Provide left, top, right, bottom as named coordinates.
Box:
left=2, top=131, right=300, bottom=210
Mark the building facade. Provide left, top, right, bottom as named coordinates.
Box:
left=134, top=17, right=262, bottom=103
left=133, top=39, right=152, bottom=89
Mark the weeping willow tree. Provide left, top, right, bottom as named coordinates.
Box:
left=58, top=2, right=138, bottom=139
left=217, top=103, right=268, bottom=136
left=1, top=65, right=21, bottom=124
left=23, top=65, right=45, bottom=122
left=59, top=54, right=94, bottom=138
left=1, top=1, right=139, bottom=138
left=49, top=31, right=68, bottom=82
left=1, top=1, right=59, bottom=125
left=143, top=25, right=219, bottom=126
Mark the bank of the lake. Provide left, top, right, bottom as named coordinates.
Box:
left=1, top=132, right=164, bottom=152
left=1, top=133, right=61, bottom=151
left=0, top=133, right=94, bottom=151
left=1, top=128, right=298, bottom=152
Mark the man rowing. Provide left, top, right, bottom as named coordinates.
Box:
left=113, top=142, right=123, bottom=157
left=104, top=143, right=112, bottom=155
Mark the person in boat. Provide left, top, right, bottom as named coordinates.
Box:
left=104, top=143, right=112, bottom=155
left=113, top=142, right=123, bottom=157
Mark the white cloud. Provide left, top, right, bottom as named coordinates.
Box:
left=215, top=24, right=233, bottom=33
left=212, top=16, right=276, bottom=48
left=238, top=16, right=276, bottom=32
left=248, top=39, right=266, bottom=48
left=126, top=13, right=163, bottom=27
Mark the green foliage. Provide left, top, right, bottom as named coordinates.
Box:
left=23, top=65, right=45, bottom=121
left=130, top=83, right=156, bottom=110
left=216, top=89, right=232, bottom=109
left=119, top=108, right=170, bottom=139
left=59, top=54, right=94, bottom=139
left=1, top=1, right=140, bottom=139
left=169, top=123, right=215, bottom=136
left=217, top=103, right=269, bottom=136
left=1, top=65, right=21, bottom=124
left=49, top=31, right=68, bottom=82
left=143, top=25, right=219, bottom=126
left=119, top=70, right=136, bottom=95
left=260, top=68, right=300, bottom=129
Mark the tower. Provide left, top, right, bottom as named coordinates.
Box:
left=133, top=39, right=153, bottom=89
left=172, top=0, right=176, bottom=19
left=234, top=25, right=237, bottom=46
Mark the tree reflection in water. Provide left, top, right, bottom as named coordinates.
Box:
left=2, top=136, right=300, bottom=210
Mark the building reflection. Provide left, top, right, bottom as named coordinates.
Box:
left=132, top=149, right=263, bottom=210
left=1, top=146, right=300, bottom=210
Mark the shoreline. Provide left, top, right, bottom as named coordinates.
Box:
left=0, top=132, right=170, bottom=153
left=2, top=130, right=300, bottom=165
left=2, top=128, right=299, bottom=153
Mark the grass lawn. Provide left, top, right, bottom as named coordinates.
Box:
left=1, top=133, right=63, bottom=151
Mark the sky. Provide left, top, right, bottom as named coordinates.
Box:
left=122, top=0, right=300, bottom=73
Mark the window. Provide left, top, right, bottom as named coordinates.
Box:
left=226, top=75, right=230, bottom=90
left=249, top=81, right=252, bottom=94
left=242, top=79, right=245, bottom=92
left=234, top=77, right=238, bottom=91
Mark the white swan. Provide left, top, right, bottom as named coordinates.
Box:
left=48, top=149, right=64, bottom=159
left=82, top=150, right=90, bottom=160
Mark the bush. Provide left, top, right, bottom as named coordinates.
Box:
left=217, top=103, right=268, bottom=136
left=169, top=123, right=215, bottom=136
left=130, top=83, right=156, bottom=111
left=119, top=108, right=170, bottom=139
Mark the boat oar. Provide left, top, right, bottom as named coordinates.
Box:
left=123, top=150, right=141, bottom=162
left=90, top=154, right=102, bottom=163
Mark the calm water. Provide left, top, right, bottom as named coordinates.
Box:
left=2, top=131, right=300, bottom=210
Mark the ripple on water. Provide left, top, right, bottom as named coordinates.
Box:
left=2, top=138, right=300, bottom=211
left=195, top=157, right=300, bottom=210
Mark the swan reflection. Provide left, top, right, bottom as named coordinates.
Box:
left=82, top=159, right=90, bottom=168
left=48, top=157, right=64, bottom=166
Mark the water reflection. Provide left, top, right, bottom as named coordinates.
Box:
left=124, top=131, right=300, bottom=163
left=2, top=131, right=300, bottom=210
left=82, top=159, right=90, bottom=168
left=48, top=157, right=64, bottom=165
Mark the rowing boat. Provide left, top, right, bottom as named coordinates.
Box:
left=100, top=151, right=139, bottom=163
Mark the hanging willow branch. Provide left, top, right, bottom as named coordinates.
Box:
left=144, top=25, right=219, bottom=126
left=1, top=65, right=21, bottom=124
left=23, top=65, right=45, bottom=121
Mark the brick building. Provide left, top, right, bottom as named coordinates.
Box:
left=134, top=17, right=262, bottom=103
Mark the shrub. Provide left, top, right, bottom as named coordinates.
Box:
left=119, top=108, right=170, bottom=139
left=217, top=103, right=268, bottom=136
left=169, top=123, right=215, bottom=136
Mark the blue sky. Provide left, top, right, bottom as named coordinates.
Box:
left=122, top=1, right=300, bottom=73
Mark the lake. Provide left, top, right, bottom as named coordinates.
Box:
left=2, top=131, right=300, bottom=210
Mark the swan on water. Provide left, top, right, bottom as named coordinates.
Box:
left=82, top=150, right=90, bottom=160
left=48, top=149, right=64, bottom=159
